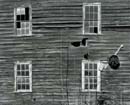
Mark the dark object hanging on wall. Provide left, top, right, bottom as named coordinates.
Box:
left=71, top=41, right=80, bottom=47
left=108, top=55, right=120, bottom=69
left=82, top=38, right=88, bottom=46
left=84, top=53, right=89, bottom=59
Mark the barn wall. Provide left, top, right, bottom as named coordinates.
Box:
left=0, top=0, right=129, bottom=105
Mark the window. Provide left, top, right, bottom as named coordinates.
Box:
left=14, top=6, right=31, bottom=36
left=14, top=61, right=32, bottom=92
left=83, top=3, right=101, bottom=34
left=82, top=60, right=100, bottom=91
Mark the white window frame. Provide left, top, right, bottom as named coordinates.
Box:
left=14, top=5, right=32, bottom=36
left=82, top=60, right=101, bottom=92
left=83, top=3, right=101, bottom=34
left=14, top=61, right=32, bottom=92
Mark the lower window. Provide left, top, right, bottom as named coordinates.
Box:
left=82, top=60, right=101, bottom=91
left=14, top=61, right=32, bottom=92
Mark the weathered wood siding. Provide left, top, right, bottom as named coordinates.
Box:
left=0, top=0, right=130, bottom=105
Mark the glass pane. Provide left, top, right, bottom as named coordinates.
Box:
left=22, top=84, right=26, bottom=89
left=94, top=6, right=98, bottom=13
left=20, top=8, right=25, bottom=15
left=85, top=71, right=89, bottom=76
left=17, top=77, right=22, bottom=83
left=85, top=84, right=88, bottom=89
left=94, top=71, right=97, bottom=76
left=89, top=63, right=93, bottom=69
left=21, top=15, right=25, bottom=21
left=94, top=78, right=97, bottom=84
left=17, top=84, right=21, bottom=89
left=21, top=22, right=26, bottom=28
left=25, top=7, right=29, bottom=20
left=17, top=29, right=21, bottom=35
left=17, top=8, right=21, bottom=15
left=17, top=64, right=20, bottom=70
left=25, top=71, right=29, bottom=76
left=84, top=21, right=89, bottom=33
left=21, top=64, right=25, bottom=70
left=89, top=27, right=94, bottom=33
left=21, top=71, right=26, bottom=76
left=89, top=71, right=93, bottom=76
left=90, top=78, right=93, bottom=84
left=85, top=6, right=89, bottom=21
left=17, top=71, right=21, bottom=76
left=26, top=84, right=30, bottom=89
left=94, top=64, right=97, bottom=69
left=94, top=84, right=97, bottom=89
left=26, top=22, right=30, bottom=28
left=90, top=6, right=93, bottom=13
left=25, top=64, right=29, bottom=70
left=89, top=21, right=94, bottom=27
left=85, top=63, right=88, bottom=69
left=94, top=27, right=98, bottom=33
left=26, top=29, right=30, bottom=35
left=16, top=22, right=21, bottom=28
left=85, top=77, right=88, bottom=84
left=94, top=13, right=98, bottom=21
left=25, top=78, right=30, bottom=83
left=16, top=15, right=20, bottom=21
left=90, top=84, right=93, bottom=89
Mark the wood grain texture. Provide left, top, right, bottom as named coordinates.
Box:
left=0, top=0, right=129, bottom=105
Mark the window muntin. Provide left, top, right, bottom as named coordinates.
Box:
left=14, top=61, right=32, bottom=92
left=82, top=60, right=100, bottom=91
left=15, top=6, right=31, bottom=36
left=83, top=3, right=101, bottom=34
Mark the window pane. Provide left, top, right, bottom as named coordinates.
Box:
left=25, top=64, right=29, bottom=70
left=16, top=77, right=22, bottom=83
left=20, top=8, right=25, bottom=15
left=90, top=84, right=93, bottom=89
left=94, top=27, right=98, bottom=33
left=17, top=64, right=20, bottom=70
left=90, top=27, right=94, bottom=33
left=17, top=84, right=21, bottom=90
left=94, top=84, right=97, bottom=89
left=85, top=84, right=88, bottom=89
left=94, top=6, right=98, bottom=13
left=94, top=71, right=97, bottom=76
left=85, top=71, right=89, bottom=76
left=17, top=71, right=21, bottom=76
left=25, top=7, right=29, bottom=20
left=94, top=64, right=97, bottom=69
left=16, top=22, right=21, bottom=28
left=25, top=71, right=29, bottom=76
left=94, top=78, right=97, bottom=84
left=89, top=71, right=93, bottom=76
left=21, top=71, right=26, bottom=76
left=85, top=63, right=88, bottom=69
left=26, top=84, right=30, bottom=89
left=25, top=78, right=29, bottom=83
left=21, top=64, right=25, bottom=70
left=21, top=15, right=25, bottom=21
left=22, top=84, right=26, bottom=89
left=17, top=29, right=21, bottom=35
left=89, top=63, right=93, bottom=69
left=90, top=6, right=93, bottom=13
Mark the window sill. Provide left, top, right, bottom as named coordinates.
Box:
left=14, top=90, right=32, bottom=93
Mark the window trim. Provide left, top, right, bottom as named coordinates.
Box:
left=14, top=61, right=32, bottom=92
left=82, top=60, right=101, bottom=92
left=83, top=3, right=101, bottom=35
left=14, top=5, right=32, bottom=36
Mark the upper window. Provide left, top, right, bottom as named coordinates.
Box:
left=14, top=61, right=32, bottom=92
left=82, top=60, right=101, bottom=91
left=83, top=3, right=101, bottom=34
left=14, top=6, right=31, bottom=36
